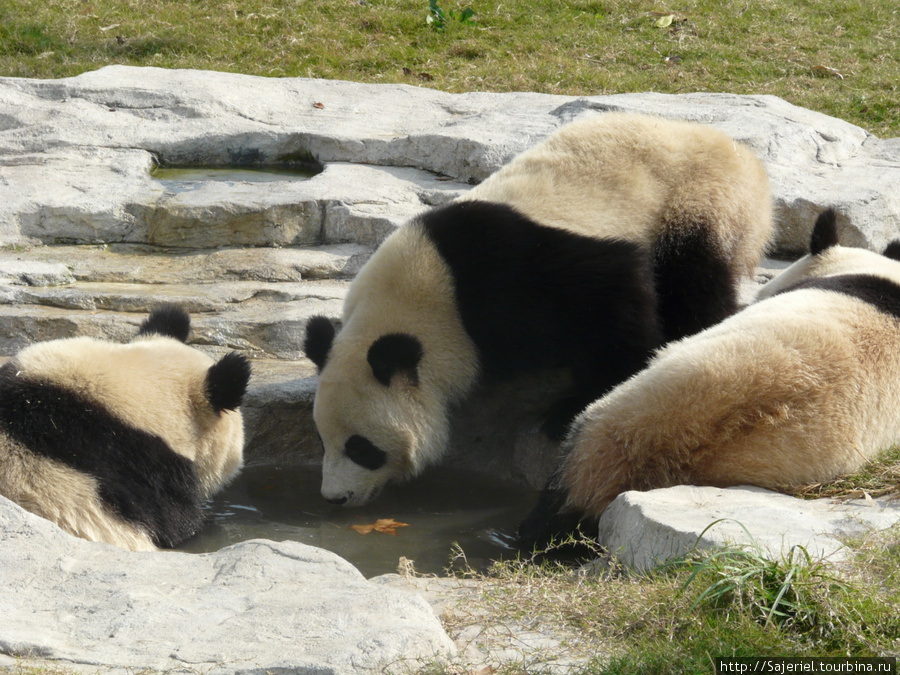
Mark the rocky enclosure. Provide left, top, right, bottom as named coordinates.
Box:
left=1, top=67, right=900, bottom=673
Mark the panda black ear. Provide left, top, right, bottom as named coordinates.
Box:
left=809, top=208, right=839, bottom=255
left=883, top=241, right=900, bottom=262
left=206, top=352, right=252, bottom=413
left=367, top=334, right=424, bottom=387
left=304, top=316, right=338, bottom=372
left=138, top=304, right=191, bottom=343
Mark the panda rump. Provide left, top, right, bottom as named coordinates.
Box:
left=546, top=209, right=900, bottom=537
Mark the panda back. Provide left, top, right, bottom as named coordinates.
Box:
left=463, top=112, right=770, bottom=249
left=0, top=350, right=205, bottom=548
left=418, top=200, right=661, bottom=384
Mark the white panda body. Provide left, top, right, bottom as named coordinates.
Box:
left=547, top=210, right=900, bottom=528
left=305, top=113, right=773, bottom=507
left=0, top=306, right=252, bottom=551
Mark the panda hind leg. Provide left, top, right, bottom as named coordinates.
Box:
left=653, top=220, right=738, bottom=342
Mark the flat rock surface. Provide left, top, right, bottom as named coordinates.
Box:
left=0, top=495, right=455, bottom=674
left=598, top=485, right=900, bottom=572
left=2, top=69, right=900, bottom=674
left=374, top=574, right=597, bottom=674
left=1, top=66, right=899, bottom=252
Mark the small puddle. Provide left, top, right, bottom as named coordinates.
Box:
left=179, top=464, right=538, bottom=578
left=152, top=166, right=320, bottom=183
left=151, top=166, right=321, bottom=193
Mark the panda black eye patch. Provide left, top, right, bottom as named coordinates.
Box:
left=344, top=434, right=387, bottom=470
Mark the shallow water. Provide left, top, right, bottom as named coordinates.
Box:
left=151, top=166, right=319, bottom=188
left=179, top=464, right=539, bottom=578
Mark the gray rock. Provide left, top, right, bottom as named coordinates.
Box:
left=0, top=284, right=346, bottom=359
left=0, top=495, right=455, bottom=674
left=0, top=241, right=370, bottom=284
left=0, top=259, right=73, bottom=286
left=242, top=359, right=321, bottom=466
left=597, top=485, right=900, bottom=572
left=1, top=66, right=898, bottom=253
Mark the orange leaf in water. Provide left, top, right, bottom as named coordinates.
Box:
left=351, top=518, right=411, bottom=535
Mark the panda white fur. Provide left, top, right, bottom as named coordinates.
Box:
left=304, top=112, right=773, bottom=507
left=525, top=209, right=900, bottom=545
left=0, top=305, right=251, bottom=551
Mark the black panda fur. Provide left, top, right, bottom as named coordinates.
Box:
left=138, top=303, right=191, bottom=342
left=304, top=316, right=337, bottom=372
left=207, top=352, right=254, bottom=414
left=777, top=273, right=900, bottom=320
left=0, top=305, right=251, bottom=550
left=652, top=223, right=738, bottom=340
left=421, top=200, right=661, bottom=432
left=0, top=361, right=203, bottom=547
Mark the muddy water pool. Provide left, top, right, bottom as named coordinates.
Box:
left=180, top=464, right=539, bottom=578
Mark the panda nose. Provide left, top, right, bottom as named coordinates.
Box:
left=325, top=495, right=348, bottom=505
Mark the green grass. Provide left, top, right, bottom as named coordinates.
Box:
left=437, top=526, right=900, bottom=674
left=1, top=3, right=898, bottom=672
left=0, top=0, right=897, bottom=137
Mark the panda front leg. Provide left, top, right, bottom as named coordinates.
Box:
left=516, top=426, right=634, bottom=555
left=520, top=346, right=662, bottom=550
left=540, top=396, right=589, bottom=441
left=516, top=471, right=587, bottom=553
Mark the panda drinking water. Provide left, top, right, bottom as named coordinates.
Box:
left=304, top=112, right=774, bottom=510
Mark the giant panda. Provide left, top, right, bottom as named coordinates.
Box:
left=0, top=305, right=252, bottom=551
left=304, top=112, right=774, bottom=507
left=522, top=209, right=900, bottom=547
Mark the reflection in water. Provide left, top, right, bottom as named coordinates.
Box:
left=179, top=464, right=537, bottom=578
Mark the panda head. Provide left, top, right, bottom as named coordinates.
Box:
left=18, top=305, right=253, bottom=500
left=303, top=227, right=479, bottom=506
left=132, top=305, right=252, bottom=497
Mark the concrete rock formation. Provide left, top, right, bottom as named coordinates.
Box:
left=0, top=66, right=897, bottom=474
left=1, top=66, right=898, bottom=253
left=1, top=67, right=899, bottom=673
left=0, top=495, right=455, bottom=674
left=598, top=485, right=900, bottom=573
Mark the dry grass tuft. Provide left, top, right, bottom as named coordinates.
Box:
left=783, top=446, right=900, bottom=501
left=430, top=525, right=900, bottom=673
